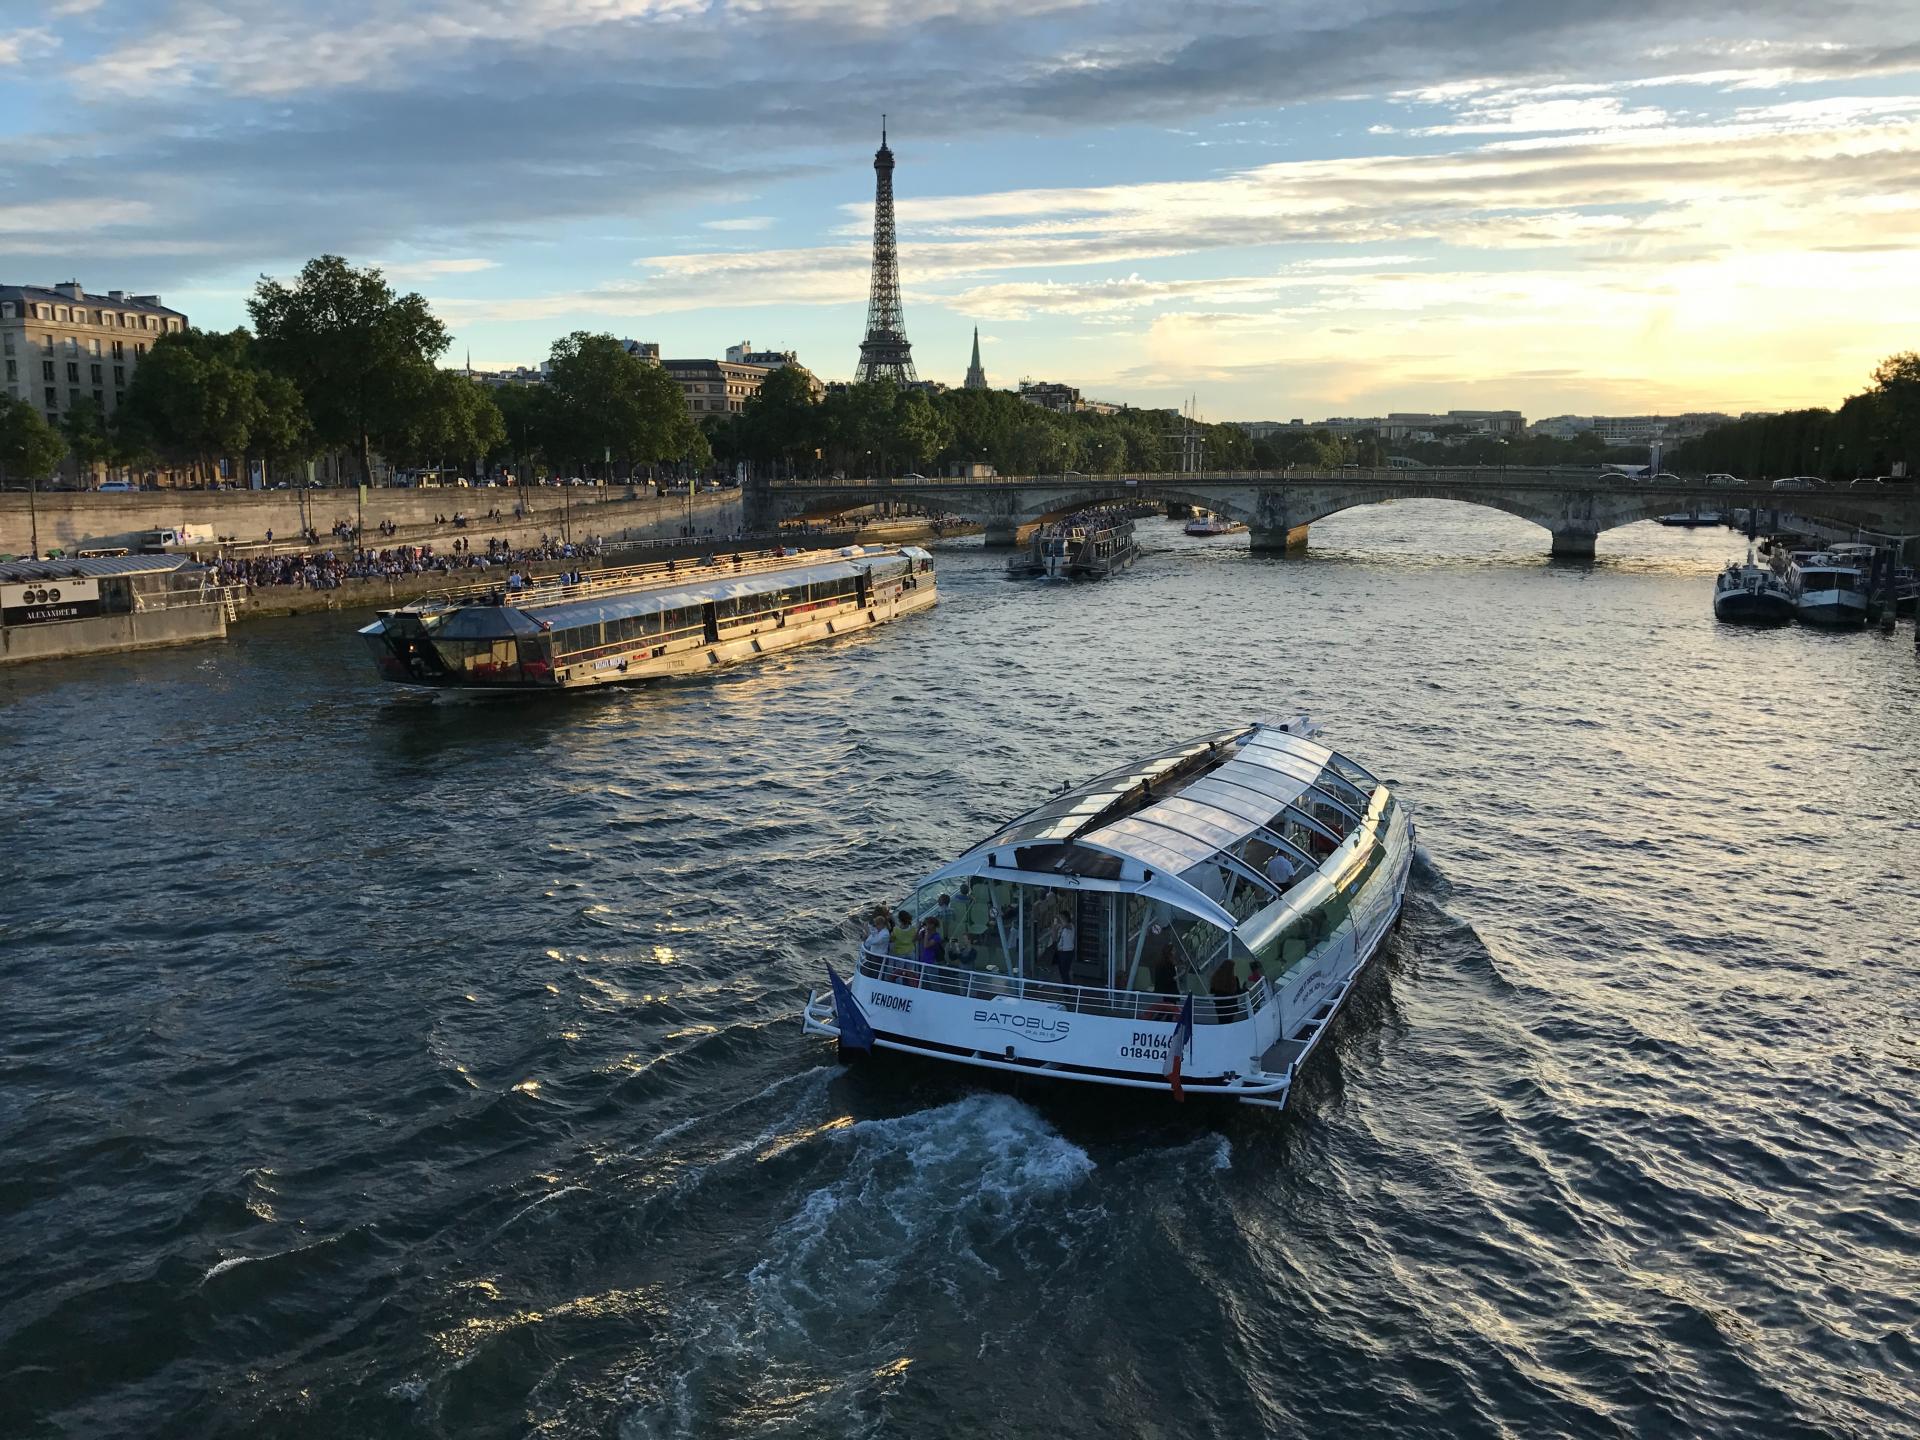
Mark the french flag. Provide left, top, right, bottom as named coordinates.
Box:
left=1164, top=995, right=1194, bottom=1102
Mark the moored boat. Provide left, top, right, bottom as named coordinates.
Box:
left=1659, top=510, right=1723, bottom=527
left=1787, top=552, right=1868, bottom=627
left=803, top=718, right=1415, bottom=1108
left=358, top=545, right=936, bottom=692
left=1713, top=554, right=1795, bottom=625
left=1007, top=512, right=1140, bottom=580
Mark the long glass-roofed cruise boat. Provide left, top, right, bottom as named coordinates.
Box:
left=359, top=545, right=935, bottom=691
left=803, top=719, right=1414, bottom=1107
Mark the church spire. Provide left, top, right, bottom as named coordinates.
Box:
left=963, top=325, right=988, bottom=390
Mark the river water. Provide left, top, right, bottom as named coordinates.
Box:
left=3, top=504, right=1916, bottom=1439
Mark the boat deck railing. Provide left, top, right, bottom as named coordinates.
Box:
left=856, top=943, right=1270, bottom=1025
left=416, top=546, right=859, bottom=611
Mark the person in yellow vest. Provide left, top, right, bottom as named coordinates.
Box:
left=888, top=909, right=916, bottom=958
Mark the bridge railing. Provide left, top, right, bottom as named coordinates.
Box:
left=764, top=468, right=1811, bottom=492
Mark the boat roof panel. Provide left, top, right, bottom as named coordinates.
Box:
left=0, top=554, right=197, bottom=581
left=525, top=558, right=862, bottom=629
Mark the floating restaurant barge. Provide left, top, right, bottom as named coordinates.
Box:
left=0, top=555, right=234, bottom=666
left=804, top=719, right=1415, bottom=1108
left=358, top=545, right=936, bottom=692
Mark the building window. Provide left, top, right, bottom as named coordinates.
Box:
left=111, top=340, right=123, bottom=359
left=135, top=342, right=145, bottom=356
left=42, top=334, right=53, bottom=352
left=4, top=360, right=14, bottom=381
left=45, top=386, right=57, bottom=408
left=0, top=302, right=12, bottom=317
left=2, top=330, right=11, bottom=353
left=89, top=338, right=101, bottom=356
left=67, top=362, right=80, bottom=382
left=90, top=363, right=102, bottom=383
left=56, top=307, right=68, bottom=321
left=66, top=337, right=78, bottom=355
left=113, top=365, right=124, bottom=385
left=115, top=391, right=124, bottom=407
left=42, top=360, right=54, bottom=381
left=93, top=389, right=104, bottom=406
left=69, top=388, right=80, bottom=408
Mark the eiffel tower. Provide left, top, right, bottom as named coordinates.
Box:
left=854, top=117, right=918, bottom=385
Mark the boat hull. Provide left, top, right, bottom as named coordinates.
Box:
left=1713, top=590, right=1794, bottom=625
left=1795, top=594, right=1867, bottom=627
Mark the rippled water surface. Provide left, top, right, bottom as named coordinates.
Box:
left=3, top=504, right=1917, bottom=1439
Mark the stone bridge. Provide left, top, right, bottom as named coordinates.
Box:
left=749, top=469, right=1920, bottom=559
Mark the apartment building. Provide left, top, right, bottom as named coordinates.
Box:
left=0, top=281, right=187, bottom=425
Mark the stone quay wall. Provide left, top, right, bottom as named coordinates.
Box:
left=0, top=486, right=740, bottom=556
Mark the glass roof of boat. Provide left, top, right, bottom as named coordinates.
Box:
left=522, top=557, right=866, bottom=628
left=958, top=722, right=1380, bottom=891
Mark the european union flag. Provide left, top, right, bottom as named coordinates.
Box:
left=828, top=966, right=874, bottom=1053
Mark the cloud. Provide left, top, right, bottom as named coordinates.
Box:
left=0, top=26, right=57, bottom=64
left=378, top=257, right=500, bottom=279
left=701, top=216, right=776, bottom=231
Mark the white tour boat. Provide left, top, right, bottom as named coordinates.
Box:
left=803, top=719, right=1415, bottom=1108
left=359, top=545, right=935, bottom=691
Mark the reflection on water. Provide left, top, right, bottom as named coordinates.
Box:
left=1, top=504, right=1916, bottom=1439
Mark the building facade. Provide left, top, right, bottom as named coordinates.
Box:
left=1, top=281, right=187, bottom=427
left=662, top=358, right=774, bottom=416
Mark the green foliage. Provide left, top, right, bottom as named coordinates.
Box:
left=248, top=254, right=449, bottom=483
left=116, top=328, right=313, bottom=480
left=1674, top=351, right=1919, bottom=480
left=540, top=332, right=696, bottom=473
left=61, top=398, right=113, bottom=476
left=0, top=393, right=67, bottom=482
left=390, top=370, right=506, bottom=472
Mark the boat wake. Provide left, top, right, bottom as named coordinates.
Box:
left=620, top=1094, right=1097, bottom=1439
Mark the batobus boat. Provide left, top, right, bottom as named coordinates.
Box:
left=358, top=545, right=935, bottom=691
left=804, top=718, right=1415, bottom=1107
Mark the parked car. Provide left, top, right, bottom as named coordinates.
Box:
left=1771, top=476, right=1818, bottom=491
left=96, top=479, right=135, bottom=492
left=1704, top=473, right=1742, bottom=486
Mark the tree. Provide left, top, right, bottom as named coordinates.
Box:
left=0, top=394, right=67, bottom=486
left=114, top=328, right=310, bottom=484
left=61, top=398, right=113, bottom=482
left=391, top=369, right=505, bottom=475
left=737, top=365, right=824, bottom=474
left=541, top=332, right=688, bottom=476
left=248, top=254, right=450, bottom=485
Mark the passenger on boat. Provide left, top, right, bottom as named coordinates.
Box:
left=1053, top=915, right=1077, bottom=983
left=889, top=910, right=916, bottom=958
left=947, top=928, right=977, bottom=967
left=915, top=917, right=945, bottom=978
left=1146, top=923, right=1178, bottom=993
left=1209, top=960, right=1243, bottom=1018
left=864, top=910, right=890, bottom=955
left=1264, top=849, right=1298, bottom=891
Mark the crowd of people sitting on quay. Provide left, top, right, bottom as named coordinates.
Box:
left=209, top=535, right=606, bottom=590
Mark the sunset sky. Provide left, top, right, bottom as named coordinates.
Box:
left=5, top=1, right=1918, bottom=420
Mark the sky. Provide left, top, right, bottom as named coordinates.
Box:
left=3, top=1, right=1919, bottom=422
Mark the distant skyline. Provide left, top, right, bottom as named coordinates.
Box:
left=4, top=2, right=1918, bottom=420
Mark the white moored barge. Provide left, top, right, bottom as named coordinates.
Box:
left=804, top=719, right=1414, bottom=1107
left=358, top=545, right=935, bottom=691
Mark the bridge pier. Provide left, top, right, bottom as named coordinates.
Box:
left=983, top=518, right=1019, bottom=547
left=1249, top=523, right=1310, bottom=554
left=1549, top=527, right=1598, bottom=560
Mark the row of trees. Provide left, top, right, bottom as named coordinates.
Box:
left=1672, top=353, right=1919, bottom=480
left=701, top=375, right=1259, bottom=478
left=3, top=255, right=715, bottom=489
